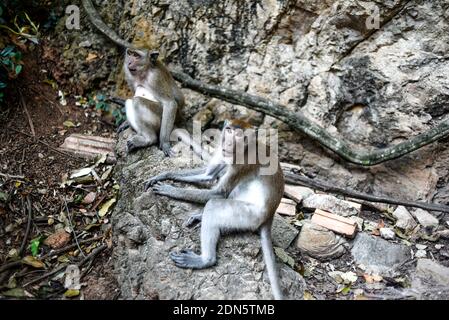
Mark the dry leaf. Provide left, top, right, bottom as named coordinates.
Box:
left=44, top=229, right=71, bottom=249
left=22, top=256, right=45, bottom=268
left=85, top=52, right=98, bottom=62
left=82, top=192, right=96, bottom=205
left=64, top=289, right=80, bottom=298
left=99, top=198, right=116, bottom=217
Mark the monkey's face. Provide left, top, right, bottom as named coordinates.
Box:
left=221, top=121, right=251, bottom=162
left=125, top=49, right=152, bottom=74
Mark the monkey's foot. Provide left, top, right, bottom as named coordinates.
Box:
left=183, top=212, right=203, bottom=228
left=160, top=143, right=176, bottom=157
left=152, top=182, right=175, bottom=196
left=126, top=140, right=139, bottom=153
left=169, top=250, right=215, bottom=269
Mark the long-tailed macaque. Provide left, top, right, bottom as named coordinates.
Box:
left=144, top=119, right=285, bottom=300
left=81, top=0, right=184, bottom=156
left=119, top=49, right=184, bottom=155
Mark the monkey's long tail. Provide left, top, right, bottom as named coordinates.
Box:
left=260, top=223, right=284, bottom=300
left=172, top=128, right=212, bottom=162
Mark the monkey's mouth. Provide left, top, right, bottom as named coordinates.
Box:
left=128, top=68, right=137, bottom=72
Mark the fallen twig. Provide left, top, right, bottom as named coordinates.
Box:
left=19, top=90, right=35, bottom=137
left=23, top=244, right=107, bottom=287
left=284, top=171, right=449, bottom=215
left=18, top=196, right=33, bottom=257
left=41, top=236, right=103, bottom=260
left=0, top=237, right=103, bottom=275
left=79, top=244, right=107, bottom=279
left=23, top=264, right=66, bottom=287
left=62, top=197, right=86, bottom=258
left=0, top=172, right=25, bottom=180
left=0, top=261, right=22, bottom=274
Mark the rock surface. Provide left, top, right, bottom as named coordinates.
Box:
left=112, top=137, right=304, bottom=300
left=296, top=221, right=348, bottom=261
left=411, top=259, right=449, bottom=299
left=351, top=233, right=410, bottom=275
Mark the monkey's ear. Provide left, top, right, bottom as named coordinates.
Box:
left=150, top=51, right=159, bottom=64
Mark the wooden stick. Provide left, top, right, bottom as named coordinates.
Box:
left=62, top=197, right=86, bottom=258
left=19, top=90, right=35, bottom=137
left=18, top=196, right=33, bottom=256
left=0, top=172, right=25, bottom=180
left=284, top=171, right=449, bottom=215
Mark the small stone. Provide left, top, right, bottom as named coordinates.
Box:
left=438, top=229, right=449, bottom=239
left=393, top=206, right=417, bottom=232
left=284, top=185, right=314, bottom=203
left=415, top=244, right=427, bottom=250
left=411, top=209, right=439, bottom=230
left=79, top=40, right=92, bottom=47
left=38, top=153, right=44, bottom=159
left=302, top=194, right=361, bottom=217
left=271, top=214, right=299, bottom=249
left=415, top=249, right=427, bottom=258
left=296, top=221, right=348, bottom=261
left=351, top=233, right=410, bottom=275
left=380, top=228, right=395, bottom=240
left=435, top=244, right=444, bottom=250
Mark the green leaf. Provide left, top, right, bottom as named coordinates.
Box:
left=1, top=45, right=14, bottom=57
left=15, top=64, right=22, bottom=75
left=30, top=237, right=43, bottom=257
left=341, top=286, right=351, bottom=295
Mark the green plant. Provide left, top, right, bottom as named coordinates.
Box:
left=89, top=93, right=126, bottom=126
left=0, top=2, right=41, bottom=105
left=0, top=12, right=40, bottom=44
left=0, top=45, right=23, bottom=103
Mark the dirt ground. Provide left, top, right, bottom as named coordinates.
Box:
left=0, top=44, right=119, bottom=299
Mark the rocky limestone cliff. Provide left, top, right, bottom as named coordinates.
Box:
left=51, top=0, right=449, bottom=205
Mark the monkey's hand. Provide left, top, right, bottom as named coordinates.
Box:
left=152, top=182, right=176, bottom=197
left=144, top=174, right=167, bottom=191
left=160, top=142, right=175, bottom=157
